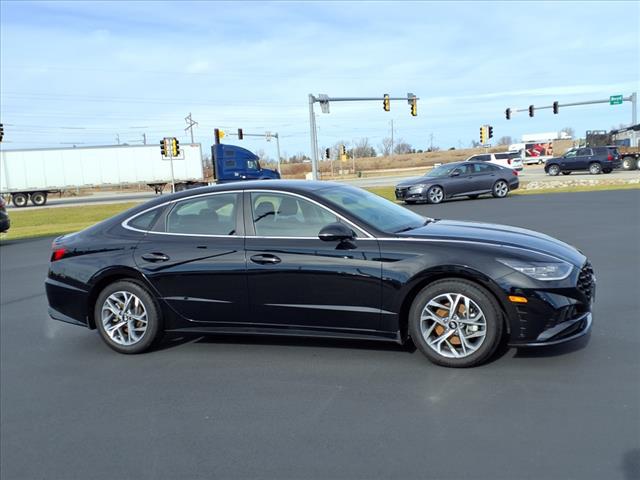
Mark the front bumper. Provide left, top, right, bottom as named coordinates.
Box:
left=508, top=311, right=592, bottom=347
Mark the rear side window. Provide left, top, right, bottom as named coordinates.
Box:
left=577, top=148, right=593, bottom=156
left=166, top=193, right=239, bottom=235
left=128, top=208, right=163, bottom=231
left=472, top=163, right=494, bottom=173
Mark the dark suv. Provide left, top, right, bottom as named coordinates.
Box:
left=545, top=146, right=621, bottom=175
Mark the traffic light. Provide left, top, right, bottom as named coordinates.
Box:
left=410, top=97, right=417, bottom=116
left=171, top=138, right=180, bottom=156
left=488, top=125, right=493, bottom=139
left=325, top=148, right=330, bottom=159
left=0, top=123, right=4, bottom=143
left=553, top=101, right=559, bottom=114
left=480, top=126, right=486, bottom=144
left=340, top=145, right=346, bottom=156
left=505, top=108, right=511, bottom=120
left=529, top=105, right=534, bottom=117
left=160, top=138, right=167, bottom=156
left=238, top=128, right=243, bottom=140
left=383, top=94, right=390, bottom=112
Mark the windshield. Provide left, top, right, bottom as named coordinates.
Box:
left=424, top=164, right=461, bottom=178
left=316, top=185, right=426, bottom=233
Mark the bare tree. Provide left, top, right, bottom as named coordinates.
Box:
left=497, top=135, right=513, bottom=146
left=352, top=137, right=376, bottom=158
left=393, top=139, right=412, bottom=154
left=379, top=137, right=393, bottom=156
left=560, top=126, right=575, bottom=138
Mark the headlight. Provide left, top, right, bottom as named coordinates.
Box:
left=408, top=184, right=427, bottom=191
left=497, top=258, right=573, bottom=281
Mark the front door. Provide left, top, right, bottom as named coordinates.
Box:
left=244, top=191, right=383, bottom=335
left=133, top=192, right=248, bottom=324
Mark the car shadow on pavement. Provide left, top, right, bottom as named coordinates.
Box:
left=512, top=331, right=591, bottom=358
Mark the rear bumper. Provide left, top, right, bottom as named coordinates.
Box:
left=508, top=312, right=592, bottom=347
left=45, top=277, right=90, bottom=328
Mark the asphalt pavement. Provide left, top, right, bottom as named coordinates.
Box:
left=1, top=190, right=639, bottom=480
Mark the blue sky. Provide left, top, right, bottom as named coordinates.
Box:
left=1, top=0, right=638, bottom=157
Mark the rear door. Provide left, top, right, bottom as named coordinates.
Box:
left=471, top=162, right=498, bottom=191
left=133, top=192, right=248, bottom=324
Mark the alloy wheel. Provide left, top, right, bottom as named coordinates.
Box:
left=494, top=181, right=509, bottom=197
left=420, top=293, right=487, bottom=359
left=101, top=291, right=148, bottom=346
left=428, top=186, right=444, bottom=204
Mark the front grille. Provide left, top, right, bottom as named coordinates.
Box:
left=395, top=187, right=408, bottom=199
left=577, top=261, right=595, bottom=302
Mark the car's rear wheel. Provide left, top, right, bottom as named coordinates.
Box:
left=409, top=279, right=503, bottom=367
left=562, top=171, right=571, bottom=175
left=547, top=164, right=560, bottom=176
left=589, top=162, right=602, bottom=175
left=95, top=280, right=162, bottom=354
left=492, top=180, right=509, bottom=198
left=31, top=191, right=47, bottom=206
left=426, top=186, right=444, bottom=204
left=621, top=156, right=636, bottom=170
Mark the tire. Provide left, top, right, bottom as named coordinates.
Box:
left=622, top=156, right=635, bottom=170
left=547, top=164, right=560, bottom=176
left=561, top=171, right=571, bottom=175
left=94, top=280, right=163, bottom=354
left=408, top=279, right=503, bottom=367
left=589, top=162, right=602, bottom=175
left=492, top=180, right=509, bottom=198
left=31, top=191, right=47, bottom=206
left=468, top=194, right=480, bottom=200
left=538, top=160, right=543, bottom=165
left=426, top=185, right=444, bottom=204
left=12, top=193, right=29, bottom=208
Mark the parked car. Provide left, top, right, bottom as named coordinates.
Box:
left=545, top=146, right=621, bottom=176
left=45, top=181, right=594, bottom=368
left=395, top=161, right=519, bottom=204
left=0, top=196, right=10, bottom=233
left=465, top=152, right=524, bottom=171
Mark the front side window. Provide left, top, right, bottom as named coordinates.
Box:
left=564, top=150, right=577, bottom=158
left=166, top=193, right=239, bottom=235
left=247, top=159, right=260, bottom=171
left=251, top=192, right=341, bottom=237
left=577, top=148, right=592, bottom=156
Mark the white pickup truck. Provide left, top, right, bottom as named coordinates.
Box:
left=465, top=152, right=524, bottom=171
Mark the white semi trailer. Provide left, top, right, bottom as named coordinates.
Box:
left=0, top=143, right=205, bottom=207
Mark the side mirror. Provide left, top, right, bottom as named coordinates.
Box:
left=318, top=223, right=355, bottom=242
left=450, top=169, right=461, bottom=177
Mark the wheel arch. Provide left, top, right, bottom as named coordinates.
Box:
left=396, top=267, right=512, bottom=342
left=86, top=267, right=154, bottom=329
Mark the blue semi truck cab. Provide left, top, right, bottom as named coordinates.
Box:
left=212, top=143, right=280, bottom=183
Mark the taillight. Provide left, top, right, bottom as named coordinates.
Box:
left=512, top=170, right=519, bottom=176
left=607, top=154, right=613, bottom=161
left=508, top=159, right=512, bottom=165
left=51, top=248, right=67, bottom=262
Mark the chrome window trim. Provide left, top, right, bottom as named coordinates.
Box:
left=122, top=188, right=375, bottom=239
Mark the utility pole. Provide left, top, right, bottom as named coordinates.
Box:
left=390, top=119, right=394, bottom=160
left=184, top=112, right=198, bottom=144
left=116, top=134, right=120, bottom=145
left=142, top=133, right=147, bottom=145
left=274, top=133, right=282, bottom=173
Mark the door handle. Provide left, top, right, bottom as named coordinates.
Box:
left=141, top=252, right=170, bottom=262
left=250, top=254, right=281, bottom=265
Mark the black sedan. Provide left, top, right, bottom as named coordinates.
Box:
left=395, top=161, right=519, bottom=204
left=46, top=181, right=593, bottom=367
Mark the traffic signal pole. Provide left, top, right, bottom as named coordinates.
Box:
left=308, top=93, right=418, bottom=180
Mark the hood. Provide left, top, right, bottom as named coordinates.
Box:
left=396, top=175, right=433, bottom=187
left=400, top=219, right=585, bottom=267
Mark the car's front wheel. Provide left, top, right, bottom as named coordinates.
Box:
left=95, top=280, right=162, bottom=354
left=426, top=186, right=444, bottom=204
left=492, top=180, right=509, bottom=198
left=409, top=279, right=503, bottom=367
left=547, top=164, right=560, bottom=176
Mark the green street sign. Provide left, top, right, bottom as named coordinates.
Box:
left=610, top=95, right=623, bottom=105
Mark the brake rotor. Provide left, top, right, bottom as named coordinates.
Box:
left=433, top=306, right=461, bottom=346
